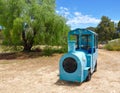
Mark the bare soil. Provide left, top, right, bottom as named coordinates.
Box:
left=0, top=49, right=120, bottom=93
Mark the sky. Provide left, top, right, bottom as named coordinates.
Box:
left=56, top=0, right=120, bottom=29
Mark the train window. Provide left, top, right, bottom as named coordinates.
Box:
left=94, top=35, right=98, bottom=49
left=96, top=35, right=98, bottom=48
left=69, top=34, right=79, bottom=49
left=81, top=35, right=91, bottom=50
left=70, top=35, right=77, bottom=41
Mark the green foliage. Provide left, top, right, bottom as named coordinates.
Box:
left=42, top=46, right=54, bottom=56
left=0, top=0, right=70, bottom=52
left=12, top=18, right=23, bottom=45
left=95, top=16, right=116, bottom=42
left=117, top=21, right=120, bottom=31
left=42, top=46, right=67, bottom=56
left=86, top=27, right=96, bottom=32
left=105, top=39, right=120, bottom=51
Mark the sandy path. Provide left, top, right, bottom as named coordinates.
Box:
left=0, top=49, right=120, bottom=93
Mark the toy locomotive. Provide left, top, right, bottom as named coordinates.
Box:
left=59, top=28, right=98, bottom=82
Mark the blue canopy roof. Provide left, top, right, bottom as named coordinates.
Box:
left=69, top=28, right=97, bottom=35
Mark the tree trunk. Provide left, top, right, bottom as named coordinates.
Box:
left=22, top=27, right=36, bottom=52
left=22, top=30, right=34, bottom=52
left=23, top=44, right=32, bottom=52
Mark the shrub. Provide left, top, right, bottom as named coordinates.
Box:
left=105, top=39, right=120, bottom=51
left=42, top=45, right=68, bottom=56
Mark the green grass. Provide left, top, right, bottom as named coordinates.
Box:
left=42, top=46, right=67, bottom=56
left=105, top=38, right=120, bottom=51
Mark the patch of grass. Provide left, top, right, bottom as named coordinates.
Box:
left=105, top=38, right=120, bottom=51
left=42, top=47, right=54, bottom=56
left=0, top=45, right=23, bottom=53
left=42, top=46, right=67, bottom=56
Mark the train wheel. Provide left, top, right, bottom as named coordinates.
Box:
left=94, top=61, right=97, bottom=72
left=86, top=70, right=91, bottom=82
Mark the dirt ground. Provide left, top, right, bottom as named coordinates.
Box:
left=0, top=49, right=120, bottom=93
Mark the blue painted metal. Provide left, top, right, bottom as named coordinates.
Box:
left=59, top=28, right=98, bottom=82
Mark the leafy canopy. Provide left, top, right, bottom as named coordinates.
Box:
left=0, top=0, right=70, bottom=51
left=95, top=16, right=116, bottom=42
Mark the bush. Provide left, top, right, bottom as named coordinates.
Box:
left=105, top=39, right=120, bottom=51
left=42, top=46, right=54, bottom=56
left=42, top=45, right=68, bottom=56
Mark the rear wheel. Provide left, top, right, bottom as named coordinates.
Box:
left=94, top=61, right=97, bottom=72
left=86, top=70, right=91, bottom=82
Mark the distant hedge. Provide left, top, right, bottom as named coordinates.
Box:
left=105, top=39, right=120, bottom=51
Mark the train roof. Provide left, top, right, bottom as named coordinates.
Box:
left=69, top=28, right=98, bottom=35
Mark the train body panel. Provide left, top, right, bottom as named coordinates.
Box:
left=59, top=28, right=98, bottom=83
left=59, top=51, right=88, bottom=82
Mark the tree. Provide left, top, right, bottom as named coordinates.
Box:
left=0, top=0, right=70, bottom=51
left=95, top=16, right=116, bottom=43
left=86, top=27, right=96, bottom=32
left=115, top=21, right=120, bottom=38
left=117, top=21, right=120, bottom=32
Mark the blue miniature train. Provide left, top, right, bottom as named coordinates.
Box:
left=59, top=28, right=98, bottom=82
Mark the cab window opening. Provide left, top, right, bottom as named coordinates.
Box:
left=69, top=34, right=79, bottom=49
left=81, top=35, right=91, bottom=50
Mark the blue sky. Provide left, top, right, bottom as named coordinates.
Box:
left=56, top=0, right=120, bottom=29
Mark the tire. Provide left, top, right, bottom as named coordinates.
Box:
left=94, top=61, right=97, bottom=72
left=86, top=70, right=91, bottom=82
